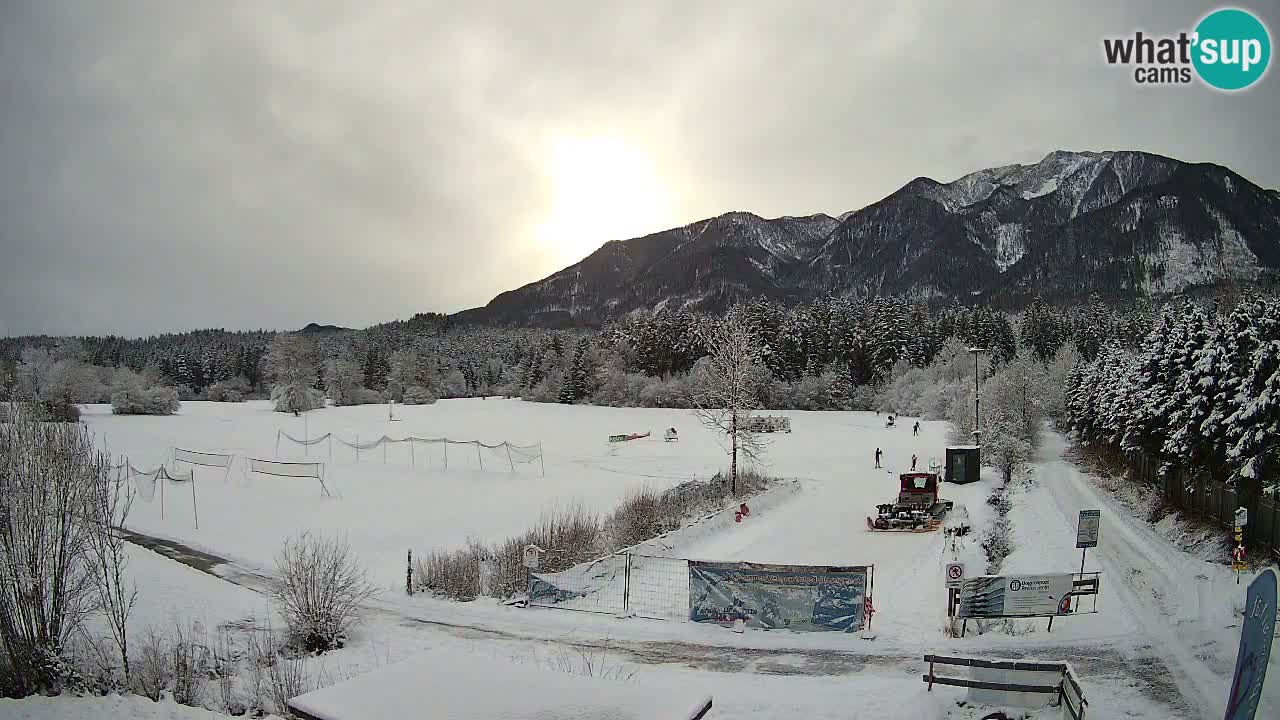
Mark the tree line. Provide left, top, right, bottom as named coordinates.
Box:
left=2, top=296, right=1154, bottom=413
left=1066, top=295, right=1280, bottom=511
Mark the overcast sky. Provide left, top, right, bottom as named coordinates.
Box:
left=2, top=1, right=1276, bottom=337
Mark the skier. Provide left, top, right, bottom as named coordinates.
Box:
left=911, top=454, right=918, bottom=471
left=875, top=447, right=883, bottom=468
left=913, top=421, right=920, bottom=436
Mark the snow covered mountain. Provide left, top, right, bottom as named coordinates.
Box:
left=458, top=151, right=1280, bottom=326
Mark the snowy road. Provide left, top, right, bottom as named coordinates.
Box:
left=1031, top=429, right=1280, bottom=720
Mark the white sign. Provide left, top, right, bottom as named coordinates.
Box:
left=1235, top=507, right=1248, bottom=528
left=945, top=562, right=966, bottom=588
left=1076, top=509, right=1101, bottom=549
left=522, top=545, right=542, bottom=570
left=957, top=574, right=1075, bottom=618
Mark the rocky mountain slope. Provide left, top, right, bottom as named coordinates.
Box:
left=457, top=150, right=1280, bottom=326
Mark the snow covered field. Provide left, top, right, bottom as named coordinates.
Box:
left=84, top=399, right=953, bottom=588
left=64, top=399, right=1277, bottom=719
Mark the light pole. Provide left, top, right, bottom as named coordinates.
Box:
left=967, top=347, right=988, bottom=445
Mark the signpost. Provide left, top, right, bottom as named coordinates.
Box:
left=1233, top=508, right=1248, bottom=584
left=1223, top=569, right=1276, bottom=720
left=945, top=563, right=965, bottom=618
left=523, top=545, right=544, bottom=606
left=1075, top=510, right=1100, bottom=609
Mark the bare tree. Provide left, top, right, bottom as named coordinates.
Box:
left=0, top=414, right=104, bottom=694
left=691, top=312, right=769, bottom=494
left=85, top=464, right=138, bottom=686
left=272, top=533, right=377, bottom=652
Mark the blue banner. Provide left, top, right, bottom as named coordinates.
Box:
left=1224, top=569, right=1276, bottom=720
left=688, top=561, right=868, bottom=632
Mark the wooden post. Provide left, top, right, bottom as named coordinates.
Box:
left=406, top=550, right=413, bottom=596
left=443, top=440, right=448, bottom=469
left=383, top=438, right=387, bottom=464
left=1047, top=615, right=1054, bottom=632
left=159, top=468, right=165, bottom=520
left=506, top=443, right=515, bottom=473
left=927, top=658, right=935, bottom=691
left=190, top=469, right=199, bottom=530
left=355, top=432, right=360, bottom=462
left=538, top=442, right=545, bottom=477
left=476, top=441, right=483, bottom=470
left=275, top=430, right=281, bottom=456
left=328, top=434, right=332, bottom=460
left=410, top=438, right=415, bottom=467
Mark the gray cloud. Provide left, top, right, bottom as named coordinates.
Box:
left=2, top=1, right=1277, bottom=336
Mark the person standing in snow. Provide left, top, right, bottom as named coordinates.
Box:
left=911, top=454, right=918, bottom=471
left=913, top=421, right=919, bottom=436
left=875, top=447, right=883, bottom=468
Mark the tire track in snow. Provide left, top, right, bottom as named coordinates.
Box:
left=1035, top=430, right=1225, bottom=719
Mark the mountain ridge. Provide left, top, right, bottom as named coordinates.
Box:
left=455, top=150, right=1280, bottom=327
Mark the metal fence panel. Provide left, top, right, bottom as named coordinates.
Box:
left=626, top=555, right=690, bottom=621
left=529, top=554, right=628, bottom=615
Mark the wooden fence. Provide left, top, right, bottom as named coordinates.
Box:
left=1128, top=452, right=1280, bottom=559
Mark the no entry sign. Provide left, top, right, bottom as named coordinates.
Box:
left=945, top=562, right=965, bottom=588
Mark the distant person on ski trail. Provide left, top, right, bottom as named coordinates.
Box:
left=875, top=448, right=883, bottom=468
left=913, top=421, right=920, bottom=436
left=911, top=454, right=918, bottom=471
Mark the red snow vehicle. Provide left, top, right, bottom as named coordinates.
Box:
left=866, top=471, right=953, bottom=532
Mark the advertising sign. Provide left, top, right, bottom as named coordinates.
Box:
left=1076, top=509, right=1101, bottom=548
left=1224, top=569, right=1276, bottom=720
left=688, top=561, right=869, bottom=632
left=957, top=574, right=1075, bottom=618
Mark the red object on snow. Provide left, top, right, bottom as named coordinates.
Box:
left=739, top=502, right=751, bottom=517
left=734, top=511, right=742, bottom=523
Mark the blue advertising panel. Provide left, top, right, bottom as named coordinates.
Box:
left=1224, top=569, right=1276, bottom=720
left=688, top=561, right=869, bottom=632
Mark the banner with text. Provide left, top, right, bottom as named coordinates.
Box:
left=957, top=574, right=1074, bottom=618
left=688, top=561, right=869, bottom=632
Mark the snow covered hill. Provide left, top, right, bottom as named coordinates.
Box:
left=458, top=150, right=1280, bottom=325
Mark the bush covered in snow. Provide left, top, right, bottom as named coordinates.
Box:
left=205, top=376, right=251, bottom=402
left=401, top=385, right=437, bottom=405
left=417, top=471, right=779, bottom=602
left=271, top=533, right=376, bottom=653
left=270, top=384, right=324, bottom=414
left=110, top=386, right=180, bottom=416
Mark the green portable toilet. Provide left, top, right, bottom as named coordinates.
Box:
left=946, top=446, right=981, bottom=484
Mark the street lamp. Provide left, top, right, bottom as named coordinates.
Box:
left=967, top=347, right=988, bottom=445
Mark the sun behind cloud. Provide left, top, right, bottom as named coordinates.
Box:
left=535, top=135, right=676, bottom=267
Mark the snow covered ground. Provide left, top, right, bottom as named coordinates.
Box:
left=61, top=400, right=1277, bottom=719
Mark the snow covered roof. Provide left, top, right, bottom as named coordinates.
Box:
left=287, top=648, right=713, bottom=720
left=947, top=445, right=980, bottom=450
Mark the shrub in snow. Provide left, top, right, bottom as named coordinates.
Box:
left=24, top=399, right=81, bottom=423
left=401, top=385, right=437, bottom=405
left=417, top=506, right=606, bottom=601
left=111, top=385, right=180, bottom=415
left=270, top=384, right=324, bottom=413
left=206, top=376, right=250, bottom=402
left=0, top=417, right=118, bottom=696
left=341, top=387, right=384, bottom=406
left=272, top=533, right=376, bottom=653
